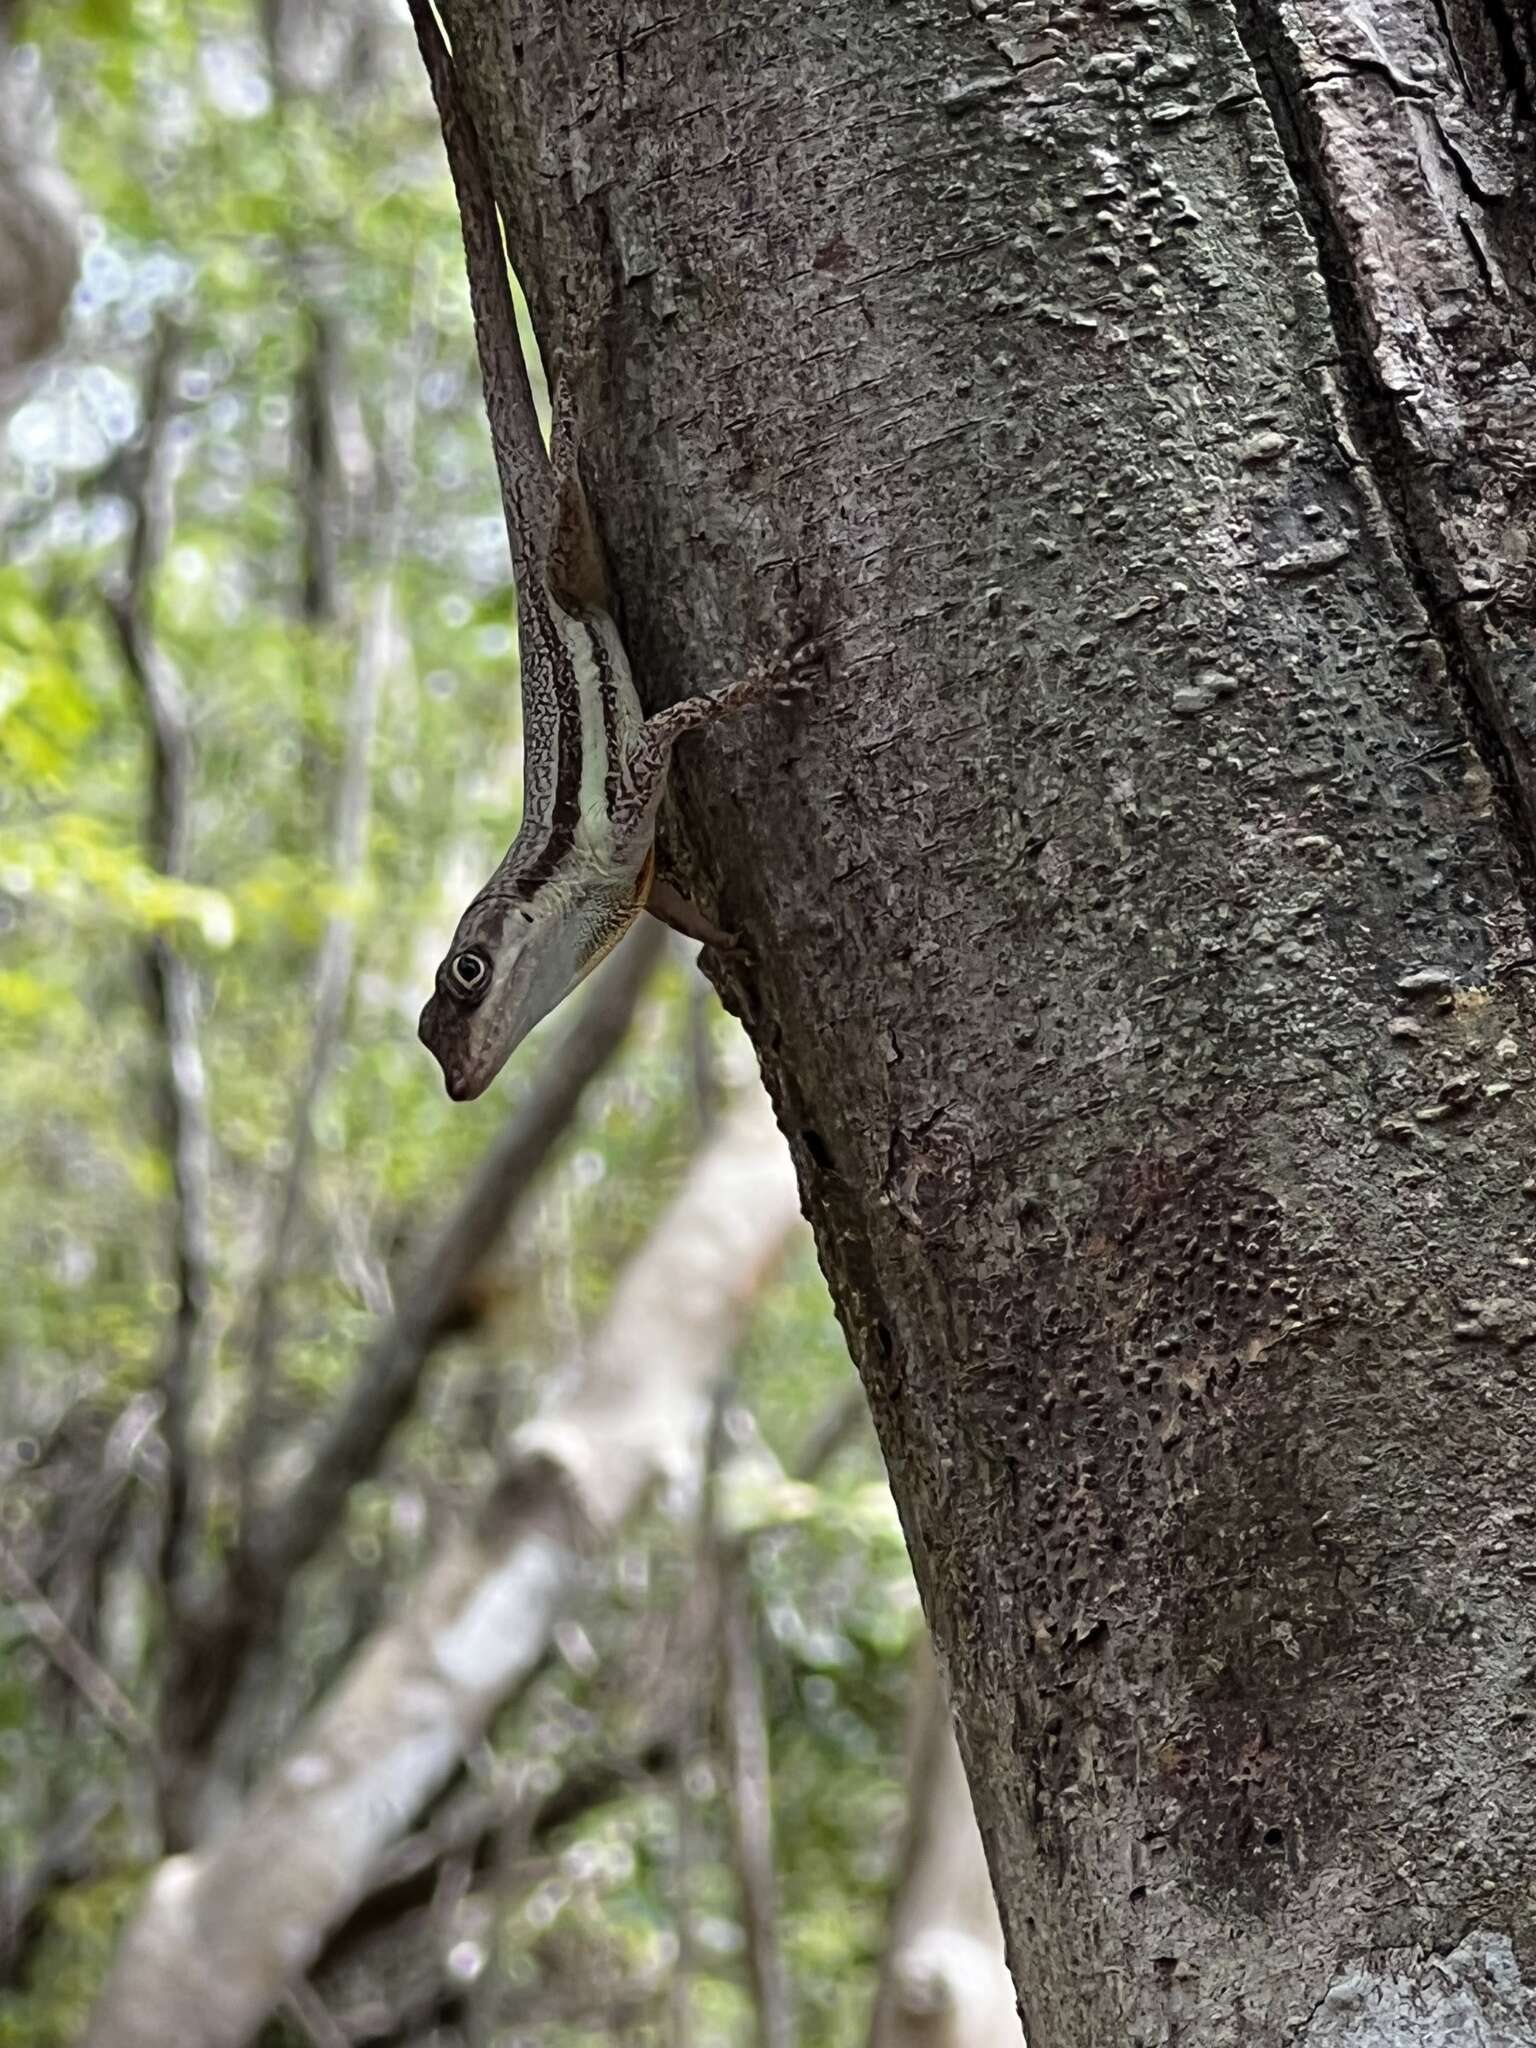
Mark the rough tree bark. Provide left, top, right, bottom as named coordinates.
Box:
left=87, top=1086, right=803, bottom=2048
left=434, top=1, right=1536, bottom=2041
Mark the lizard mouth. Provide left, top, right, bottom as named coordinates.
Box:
left=443, top=1066, right=490, bottom=1103
left=418, top=993, right=491, bottom=1102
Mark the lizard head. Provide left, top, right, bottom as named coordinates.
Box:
left=418, top=884, right=637, bottom=1101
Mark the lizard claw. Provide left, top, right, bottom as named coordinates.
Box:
left=772, top=633, right=826, bottom=701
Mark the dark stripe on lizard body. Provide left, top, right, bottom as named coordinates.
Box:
left=587, top=617, right=624, bottom=825
left=504, top=578, right=587, bottom=894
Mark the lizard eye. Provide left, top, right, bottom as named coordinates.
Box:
left=449, top=947, right=491, bottom=998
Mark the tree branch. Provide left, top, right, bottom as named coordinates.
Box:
left=867, top=1640, right=1022, bottom=2048
left=294, top=305, right=344, bottom=629
left=157, top=919, right=667, bottom=1783
left=318, top=1379, right=868, bottom=1976
left=0, top=1542, right=157, bottom=1763
left=0, top=1785, right=113, bottom=1988
left=719, top=1565, right=794, bottom=2048
left=246, top=914, right=667, bottom=1589
left=238, top=305, right=419, bottom=1510
left=103, top=325, right=214, bottom=1613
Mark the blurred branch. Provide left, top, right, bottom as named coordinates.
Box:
left=156, top=921, right=667, bottom=1808
left=719, top=1564, right=793, bottom=2048
left=322, top=1377, right=868, bottom=1980
left=669, top=1383, right=727, bottom=2048
left=32, top=1395, right=160, bottom=1588
left=88, top=1086, right=803, bottom=2048
left=780, top=1383, right=866, bottom=1492
left=0, top=1785, right=113, bottom=1988
left=247, top=913, right=668, bottom=1586
left=295, top=306, right=345, bottom=628
left=686, top=943, right=721, bottom=1139
left=697, top=1379, right=863, bottom=2048
left=239, top=308, right=419, bottom=1510
left=0, top=1541, right=157, bottom=1762
left=102, top=327, right=215, bottom=1615
left=0, top=21, right=80, bottom=412
left=317, top=1728, right=682, bottom=1989
left=280, top=1980, right=352, bottom=2048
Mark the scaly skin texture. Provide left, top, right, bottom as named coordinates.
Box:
left=440, top=0, right=1536, bottom=2041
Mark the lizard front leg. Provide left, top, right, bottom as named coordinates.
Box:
left=613, top=640, right=821, bottom=853
left=645, top=639, right=820, bottom=746
left=615, top=639, right=821, bottom=941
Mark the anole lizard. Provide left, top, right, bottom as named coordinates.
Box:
left=408, top=0, right=816, bottom=1102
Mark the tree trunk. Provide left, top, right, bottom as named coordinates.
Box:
left=437, top=1, right=1536, bottom=2040
left=0, top=28, right=78, bottom=407
left=86, top=1087, right=803, bottom=2048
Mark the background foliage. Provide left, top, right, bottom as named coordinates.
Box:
left=0, top=3, right=920, bottom=2039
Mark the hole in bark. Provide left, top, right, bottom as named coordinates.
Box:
left=801, top=1126, right=833, bottom=1172
left=876, top=1321, right=894, bottom=1360
left=1264, top=1826, right=1285, bottom=1848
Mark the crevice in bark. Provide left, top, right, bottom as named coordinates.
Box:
left=1429, top=0, right=1474, bottom=100
left=1457, top=210, right=1499, bottom=295
left=1432, top=113, right=1509, bottom=212
left=1482, top=0, right=1536, bottom=120
left=1230, top=0, right=1536, bottom=925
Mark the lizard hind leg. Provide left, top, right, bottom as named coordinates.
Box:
left=545, top=359, right=610, bottom=615
left=644, top=874, right=739, bottom=953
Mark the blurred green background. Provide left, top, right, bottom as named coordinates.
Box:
left=0, top=2, right=927, bottom=2040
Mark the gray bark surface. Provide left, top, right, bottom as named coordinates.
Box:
left=436, top=1, right=1536, bottom=2042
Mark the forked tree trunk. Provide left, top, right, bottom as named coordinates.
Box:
left=437, top=1, right=1536, bottom=2040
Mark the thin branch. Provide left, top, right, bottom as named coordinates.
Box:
left=685, top=939, right=722, bottom=1139
left=238, top=306, right=420, bottom=1511
left=88, top=1089, right=800, bottom=2048
left=664, top=1380, right=730, bottom=2048
left=103, top=325, right=214, bottom=1611
left=719, top=1565, right=794, bottom=2048
left=280, top=1979, right=352, bottom=2048
left=867, top=1638, right=1023, bottom=2048
left=321, top=1735, right=681, bottom=1977
left=294, top=306, right=344, bottom=628
left=788, top=1384, right=867, bottom=1488
left=0, top=1785, right=113, bottom=1987
left=0, top=1542, right=156, bottom=1761
left=32, top=1394, right=160, bottom=1587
